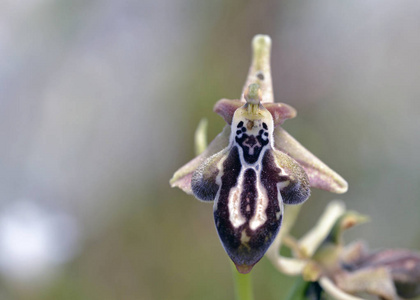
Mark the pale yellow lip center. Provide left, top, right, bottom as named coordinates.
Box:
left=236, top=103, right=271, bottom=122
left=246, top=103, right=260, bottom=115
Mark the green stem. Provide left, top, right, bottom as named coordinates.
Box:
left=285, top=276, right=310, bottom=300
left=231, top=262, right=255, bottom=300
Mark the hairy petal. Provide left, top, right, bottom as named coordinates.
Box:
left=274, top=127, right=348, bottom=194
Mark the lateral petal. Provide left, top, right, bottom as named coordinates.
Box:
left=264, top=102, right=297, bottom=126
left=214, top=99, right=297, bottom=127
left=213, top=99, right=243, bottom=125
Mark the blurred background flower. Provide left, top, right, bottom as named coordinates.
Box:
left=0, top=199, right=80, bottom=282
left=1, top=0, right=420, bottom=299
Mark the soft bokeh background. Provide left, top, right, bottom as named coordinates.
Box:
left=1, top=0, right=420, bottom=299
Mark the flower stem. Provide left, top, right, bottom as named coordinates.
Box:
left=231, top=262, right=255, bottom=300
left=285, top=276, right=310, bottom=300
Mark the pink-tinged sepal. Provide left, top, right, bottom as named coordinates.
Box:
left=274, top=127, right=348, bottom=194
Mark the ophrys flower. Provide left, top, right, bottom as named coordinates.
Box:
left=170, top=35, right=348, bottom=273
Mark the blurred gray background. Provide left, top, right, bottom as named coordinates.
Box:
left=1, top=0, right=420, bottom=299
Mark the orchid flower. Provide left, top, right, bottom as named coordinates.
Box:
left=271, top=201, right=420, bottom=300
left=170, top=35, right=348, bottom=273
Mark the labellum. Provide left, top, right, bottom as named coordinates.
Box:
left=192, top=84, right=310, bottom=273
